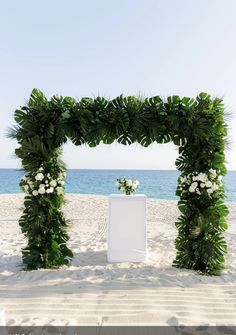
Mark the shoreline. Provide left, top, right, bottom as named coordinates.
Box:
left=0, top=192, right=235, bottom=203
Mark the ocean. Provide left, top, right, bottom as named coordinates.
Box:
left=0, top=169, right=235, bottom=201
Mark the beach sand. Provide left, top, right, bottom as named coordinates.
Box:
left=0, top=194, right=236, bottom=326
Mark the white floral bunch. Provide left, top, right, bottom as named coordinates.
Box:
left=178, top=169, right=223, bottom=197
left=20, top=166, right=67, bottom=196
left=116, top=178, right=139, bottom=195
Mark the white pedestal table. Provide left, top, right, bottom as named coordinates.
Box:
left=107, top=194, right=147, bottom=262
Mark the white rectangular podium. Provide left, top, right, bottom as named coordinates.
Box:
left=107, top=194, right=147, bottom=262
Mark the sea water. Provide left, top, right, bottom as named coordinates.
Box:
left=0, top=169, right=235, bottom=201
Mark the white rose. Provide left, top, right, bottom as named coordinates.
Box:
left=191, top=182, right=198, bottom=189
left=209, top=168, right=217, bottom=178
left=218, top=175, right=223, bottom=182
left=189, top=186, right=195, bottom=193
left=133, top=180, right=139, bottom=187
left=196, top=173, right=207, bottom=182
left=211, top=183, right=219, bottom=191
left=192, top=176, right=197, bottom=181
left=38, top=167, right=44, bottom=172
left=46, top=187, right=54, bottom=194
left=127, top=180, right=133, bottom=187
left=56, top=187, right=64, bottom=195
left=205, top=181, right=212, bottom=188
left=35, top=173, right=44, bottom=181
left=207, top=188, right=213, bottom=194
left=32, top=190, right=38, bottom=196
left=200, top=183, right=205, bottom=188
left=38, top=187, right=45, bottom=194
left=196, top=188, right=201, bottom=195
left=50, top=180, right=57, bottom=187
left=60, top=180, right=65, bottom=186
left=39, top=184, right=45, bottom=188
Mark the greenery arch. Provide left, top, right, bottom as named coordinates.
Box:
left=10, top=89, right=228, bottom=275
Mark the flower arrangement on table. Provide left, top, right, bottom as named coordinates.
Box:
left=116, top=178, right=139, bottom=195
left=20, top=166, right=66, bottom=196
left=178, top=169, right=223, bottom=197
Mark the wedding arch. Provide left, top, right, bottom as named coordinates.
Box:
left=10, top=89, right=228, bottom=275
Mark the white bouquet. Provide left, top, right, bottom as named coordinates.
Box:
left=20, top=165, right=66, bottom=197
left=116, top=178, right=139, bottom=195
left=178, top=169, right=223, bottom=197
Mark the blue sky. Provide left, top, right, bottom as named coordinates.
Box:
left=1, top=0, right=236, bottom=169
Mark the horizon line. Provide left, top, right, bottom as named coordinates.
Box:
left=0, top=168, right=236, bottom=172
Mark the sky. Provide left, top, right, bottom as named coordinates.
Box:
left=0, top=0, right=235, bottom=170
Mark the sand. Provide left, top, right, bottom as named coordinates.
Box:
left=0, top=194, right=236, bottom=326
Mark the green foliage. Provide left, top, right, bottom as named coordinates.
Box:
left=11, top=89, right=228, bottom=274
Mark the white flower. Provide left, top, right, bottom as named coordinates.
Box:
left=189, top=181, right=198, bottom=193
left=207, top=188, right=213, bottom=194
left=134, top=180, right=139, bottom=186
left=192, top=176, right=197, bottom=181
left=60, top=180, right=65, bottom=186
left=22, top=176, right=27, bottom=181
left=127, top=179, right=133, bottom=187
left=38, top=187, right=46, bottom=194
left=38, top=167, right=44, bottom=172
left=218, top=175, right=223, bottom=182
left=205, top=181, right=212, bottom=188
left=116, top=181, right=119, bottom=187
left=35, top=173, right=44, bottom=181
left=56, top=187, right=64, bottom=195
left=191, top=182, right=198, bottom=189
left=196, top=173, right=208, bottom=182
left=50, top=180, right=57, bottom=187
left=46, top=187, right=54, bottom=194
left=200, top=183, right=205, bottom=188
left=211, top=183, right=219, bottom=191
left=39, top=183, right=45, bottom=188
left=32, top=190, right=38, bottom=196
left=196, top=188, right=201, bottom=195
left=209, top=168, right=217, bottom=178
